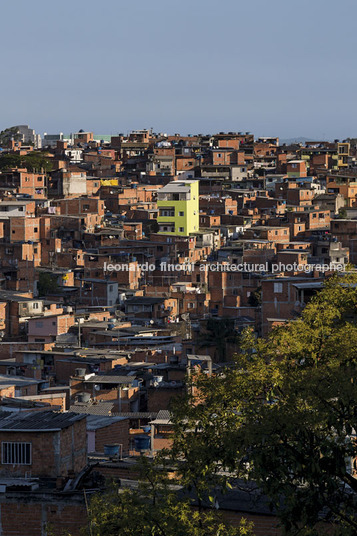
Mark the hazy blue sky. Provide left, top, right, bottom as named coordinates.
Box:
left=1, top=0, right=356, bottom=139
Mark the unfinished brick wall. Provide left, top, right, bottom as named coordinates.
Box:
left=147, top=387, right=184, bottom=413
left=0, top=418, right=86, bottom=478
left=0, top=497, right=87, bottom=536
left=93, top=420, right=130, bottom=455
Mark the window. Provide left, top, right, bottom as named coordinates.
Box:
left=19, top=207, right=24, bottom=211
left=179, top=211, right=184, bottom=217
left=161, top=209, right=174, bottom=217
left=35, top=321, right=43, bottom=328
left=179, top=227, right=184, bottom=232
left=2, top=442, right=31, bottom=465
left=83, top=204, right=90, bottom=210
left=274, top=282, right=283, bottom=294
left=33, top=302, right=39, bottom=309
left=34, top=227, right=38, bottom=232
left=94, top=183, right=99, bottom=187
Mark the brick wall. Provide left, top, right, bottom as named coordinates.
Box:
left=220, top=510, right=280, bottom=535
left=147, top=387, right=184, bottom=412
left=93, top=420, right=130, bottom=455
left=0, top=418, right=86, bottom=478
left=59, top=418, right=87, bottom=475
left=0, top=495, right=87, bottom=536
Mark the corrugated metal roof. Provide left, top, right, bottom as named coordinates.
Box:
left=0, top=375, right=41, bottom=387
left=150, top=409, right=172, bottom=425
left=70, top=402, right=156, bottom=419
left=86, top=415, right=128, bottom=430
left=84, top=374, right=134, bottom=384
left=0, top=410, right=85, bottom=431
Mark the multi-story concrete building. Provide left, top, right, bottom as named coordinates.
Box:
left=157, top=180, right=199, bottom=235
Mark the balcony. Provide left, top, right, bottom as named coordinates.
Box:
left=158, top=194, right=191, bottom=201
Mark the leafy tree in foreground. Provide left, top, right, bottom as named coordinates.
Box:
left=198, top=317, right=241, bottom=361
left=86, top=457, right=253, bottom=536
left=171, top=273, right=357, bottom=535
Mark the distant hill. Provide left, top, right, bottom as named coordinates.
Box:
left=279, top=137, right=310, bottom=145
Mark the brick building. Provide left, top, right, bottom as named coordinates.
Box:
left=0, top=411, right=86, bottom=478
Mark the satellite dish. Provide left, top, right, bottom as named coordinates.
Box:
left=94, top=384, right=101, bottom=391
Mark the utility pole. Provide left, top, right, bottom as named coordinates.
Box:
left=78, top=318, right=81, bottom=348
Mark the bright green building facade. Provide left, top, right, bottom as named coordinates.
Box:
left=157, top=180, right=199, bottom=236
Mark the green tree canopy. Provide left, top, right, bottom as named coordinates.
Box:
left=37, top=272, right=58, bottom=296
left=0, top=151, right=53, bottom=172
left=170, top=273, right=357, bottom=535
left=86, top=457, right=253, bottom=536
left=198, top=317, right=241, bottom=361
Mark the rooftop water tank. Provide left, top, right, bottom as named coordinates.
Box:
left=77, top=392, right=91, bottom=403
left=104, top=444, right=120, bottom=457
left=134, top=435, right=150, bottom=451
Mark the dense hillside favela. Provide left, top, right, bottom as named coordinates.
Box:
left=0, top=126, right=357, bottom=535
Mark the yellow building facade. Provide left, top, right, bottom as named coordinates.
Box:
left=157, top=180, right=199, bottom=236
